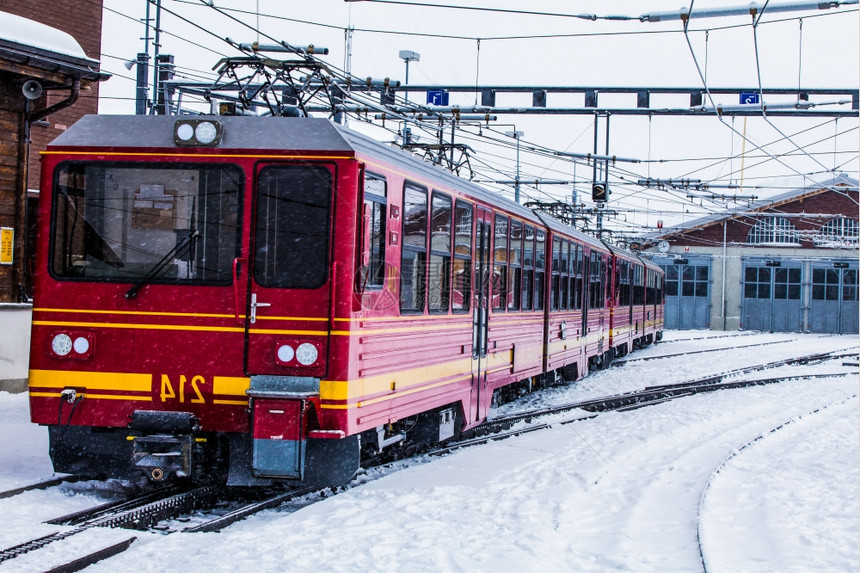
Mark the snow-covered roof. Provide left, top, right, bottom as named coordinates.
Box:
left=640, top=175, right=859, bottom=241
left=0, top=10, right=96, bottom=65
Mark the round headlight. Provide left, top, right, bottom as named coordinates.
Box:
left=176, top=123, right=194, bottom=141
left=195, top=121, right=218, bottom=144
left=73, top=336, right=90, bottom=355
left=51, top=333, right=72, bottom=356
left=295, top=343, right=318, bottom=366
left=277, top=344, right=295, bottom=364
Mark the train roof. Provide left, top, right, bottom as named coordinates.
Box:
left=50, top=114, right=609, bottom=253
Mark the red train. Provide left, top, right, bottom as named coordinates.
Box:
left=28, top=115, right=663, bottom=486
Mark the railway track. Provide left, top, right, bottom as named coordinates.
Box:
left=612, top=338, right=792, bottom=364
left=0, top=481, right=324, bottom=570
left=5, top=346, right=855, bottom=571
left=695, top=394, right=859, bottom=573
left=0, top=475, right=83, bottom=500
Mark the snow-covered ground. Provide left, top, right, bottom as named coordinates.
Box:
left=0, top=331, right=857, bottom=572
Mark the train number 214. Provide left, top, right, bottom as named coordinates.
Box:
left=160, top=374, right=206, bottom=403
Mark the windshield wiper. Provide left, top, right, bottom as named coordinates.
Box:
left=125, top=230, right=200, bottom=300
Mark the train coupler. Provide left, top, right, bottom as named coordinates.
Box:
left=129, top=410, right=200, bottom=481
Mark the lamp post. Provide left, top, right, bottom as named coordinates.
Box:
left=505, top=130, right=524, bottom=203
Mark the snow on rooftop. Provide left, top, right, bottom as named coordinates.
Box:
left=0, top=10, right=94, bottom=63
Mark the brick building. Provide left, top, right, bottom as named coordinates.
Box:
left=640, top=178, right=858, bottom=333
left=0, top=0, right=106, bottom=302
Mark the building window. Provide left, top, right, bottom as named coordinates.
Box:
left=746, top=216, right=800, bottom=245
left=815, top=217, right=859, bottom=247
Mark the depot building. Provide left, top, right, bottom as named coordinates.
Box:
left=639, top=177, right=858, bottom=334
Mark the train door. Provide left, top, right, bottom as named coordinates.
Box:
left=244, top=162, right=336, bottom=377
left=470, top=208, right=492, bottom=422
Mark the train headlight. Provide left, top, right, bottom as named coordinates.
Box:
left=51, top=333, right=72, bottom=357
left=174, top=119, right=222, bottom=146
left=276, top=344, right=295, bottom=365
left=73, top=336, right=90, bottom=355
left=295, top=343, right=319, bottom=366
left=195, top=121, right=219, bottom=144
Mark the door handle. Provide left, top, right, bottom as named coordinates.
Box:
left=250, top=293, right=271, bottom=324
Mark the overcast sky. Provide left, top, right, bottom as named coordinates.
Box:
left=97, top=0, right=859, bottom=234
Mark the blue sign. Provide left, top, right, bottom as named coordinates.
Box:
left=426, top=90, right=449, bottom=106
left=739, top=92, right=760, bottom=105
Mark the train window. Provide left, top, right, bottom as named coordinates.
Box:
left=401, top=183, right=428, bottom=313
left=508, top=220, right=522, bottom=311
left=588, top=252, right=602, bottom=309
left=360, top=172, right=387, bottom=289
left=255, top=165, right=332, bottom=289
left=452, top=200, right=473, bottom=313
left=428, top=192, right=452, bottom=313
left=522, top=225, right=535, bottom=310
left=560, top=241, right=569, bottom=310
left=51, top=162, right=241, bottom=286
left=633, top=264, right=645, bottom=305
left=618, top=260, right=630, bottom=306
left=571, top=244, right=583, bottom=311
left=551, top=237, right=561, bottom=310
left=493, top=215, right=508, bottom=312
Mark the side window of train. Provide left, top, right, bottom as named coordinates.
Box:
left=560, top=240, right=570, bottom=310
left=618, top=260, right=631, bottom=306
left=508, top=220, right=523, bottom=312
left=551, top=237, right=561, bottom=310
left=360, top=172, right=387, bottom=289
left=493, top=215, right=508, bottom=312
left=452, top=200, right=473, bottom=313
left=571, top=243, right=583, bottom=311
left=534, top=230, right=546, bottom=310
left=429, top=192, right=452, bottom=313
left=522, top=225, right=535, bottom=310
left=400, top=183, right=428, bottom=313
left=589, top=251, right=602, bottom=309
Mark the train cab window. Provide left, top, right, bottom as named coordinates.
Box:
left=360, top=172, right=387, bottom=289
left=428, top=192, right=452, bottom=313
left=535, top=230, right=546, bottom=310
left=493, top=215, right=508, bottom=312
left=551, top=237, right=561, bottom=310
left=51, top=162, right=242, bottom=286
left=508, top=220, right=523, bottom=311
left=452, top=200, right=473, bottom=313
left=522, top=225, right=535, bottom=310
left=401, top=183, right=428, bottom=313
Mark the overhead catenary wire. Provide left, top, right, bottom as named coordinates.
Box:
left=96, top=0, right=856, bottom=239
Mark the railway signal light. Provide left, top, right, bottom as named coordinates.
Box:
left=592, top=183, right=608, bottom=202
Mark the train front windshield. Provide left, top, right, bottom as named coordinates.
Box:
left=50, top=163, right=242, bottom=286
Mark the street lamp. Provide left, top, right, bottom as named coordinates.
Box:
left=399, top=50, right=420, bottom=102
left=505, top=130, right=524, bottom=203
